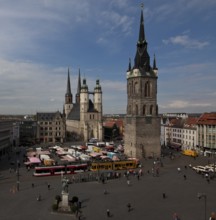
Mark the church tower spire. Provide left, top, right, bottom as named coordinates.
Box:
left=65, top=68, right=72, bottom=104
left=134, top=4, right=150, bottom=71
left=124, top=3, right=160, bottom=159
left=153, top=54, right=157, bottom=69
left=139, top=4, right=145, bottom=43
left=127, top=58, right=131, bottom=71
left=64, top=68, right=73, bottom=118
left=76, top=68, right=81, bottom=104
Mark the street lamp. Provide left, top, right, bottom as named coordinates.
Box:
left=16, top=160, right=20, bottom=191
left=197, top=193, right=207, bottom=220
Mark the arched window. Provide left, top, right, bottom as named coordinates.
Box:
left=134, top=82, right=139, bottom=94
left=128, top=83, right=132, bottom=96
left=143, top=105, right=146, bottom=115
left=145, top=81, right=152, bottom=97
left=135, top=105, right=138, bottom=115
left=150, top=105, right=153, bottom=115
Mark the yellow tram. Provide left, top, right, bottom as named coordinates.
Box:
left=90, top=160, right=138, bottom=171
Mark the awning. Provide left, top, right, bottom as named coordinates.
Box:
left=28, top=157, right=41, bottom=163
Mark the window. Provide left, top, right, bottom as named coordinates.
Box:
left=150, top=105, right=153, bottom=115
left=134, top=82, right=139, bottom=94
left=143, top=105, right=146, bottom=115
left=145, top=81, right=152, bottom=97
left=135, top=105, right=138, bottom=115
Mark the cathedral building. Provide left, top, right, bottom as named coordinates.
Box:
left=124, top=7, right=161, bottom=159
left=64, top=69, right=103, bottom=142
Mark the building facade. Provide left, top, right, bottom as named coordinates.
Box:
left=19, top=120, right=37, bottom=146
left=36, top=111, right=65, bottom=143
left=124, top=8, right=161, bottom=159
left=65, top=69, right=103, bottom=142
left=163, top=117, right=198, bottom=151
left=197, top=112, right=216, bottom=155
left=0, top=121, right=13, bottom=159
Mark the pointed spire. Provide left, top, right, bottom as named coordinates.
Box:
left=153, top=54, right=158, bottom=70
left=76, top=68, right=82, bottom=103
left=77, top=68, right=81, bottom=94
left=134, top=4, right=150, bottom=71
left=138, top=3, right=145, bottom=43
left=128, top=58, right=131, bottom=71
left=63, top=104, right=65, bottom=116
left=65, top=67, right=72, bottom=104
left=66, top=68, right=72, bottom=95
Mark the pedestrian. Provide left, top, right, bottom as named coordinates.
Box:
left=177, top=167, right=181, bottom=173
left=78, top=212, right=82, bottom=220
left=183, top=175, right=187, bottom=180
left=78, top=201, right=82, bottom=208
left=102, top=178, right=105, bottom=184
left=139, top=168, right=143, bottom=176
left=127, top=179, right=130, bottom=186
left=163, top=193, right=166, bottom=199
left=151, top=168, right=154, bottom=176
left=32, top=183, right=34, bottom=188
left=127, top=203, right=131, bottom=212
left=156, top=167, right=159, bottom=177
left=106, top=209, right=110, bottom=217
left=47, top=183, right=50, bottom=190
left=173, top=212, right=180, bottom=220
left=137, top=174, right=140, bottom=181
left=104, top=189, right=107, bottom=195
left=209, top=211, right=216, bottom=220
left=37, top=194, right=41, bottom=201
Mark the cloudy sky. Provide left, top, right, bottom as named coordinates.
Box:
left=0, top=0, right=215, bottom=115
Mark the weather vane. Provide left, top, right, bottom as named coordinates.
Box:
left=141, top=3, right=144, bottom=9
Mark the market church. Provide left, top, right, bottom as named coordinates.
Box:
left=64, top=69, right=103, bottom=142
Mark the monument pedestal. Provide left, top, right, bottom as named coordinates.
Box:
left=59, top=192, right=70, bottom=212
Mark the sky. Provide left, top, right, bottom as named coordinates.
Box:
left=0, top=0, right=216, bottom=115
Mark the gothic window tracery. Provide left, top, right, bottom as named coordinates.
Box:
left=150, top=105, right=153, bottom=115
left=135, top=104, right=138, bottom=115
left=145, top=81, right=152, bottom=97
left=143, top=105, right=146, bottom=115
left=134, top=82, right=139, bottom=94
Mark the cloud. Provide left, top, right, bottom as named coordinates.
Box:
left=0, top=57, right=126, bottom=114
left=167, top=100, right=211, bottom=109
left=159, top=100, right=213, bottom=113
left=162, top=35, right=209, bottom=49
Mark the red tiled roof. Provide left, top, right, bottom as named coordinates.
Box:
left=197, top=113, right=216, bottom=125
left=103, top=121, right=116, bottom=128
left=103, top=119, right=124, bottom=128
left=185, top=117, right=198, bottom=126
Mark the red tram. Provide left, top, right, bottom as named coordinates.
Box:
left=33, top=163, right=88, bottom=177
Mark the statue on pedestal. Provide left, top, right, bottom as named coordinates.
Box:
left=62, top=177, right=69, bottom=193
